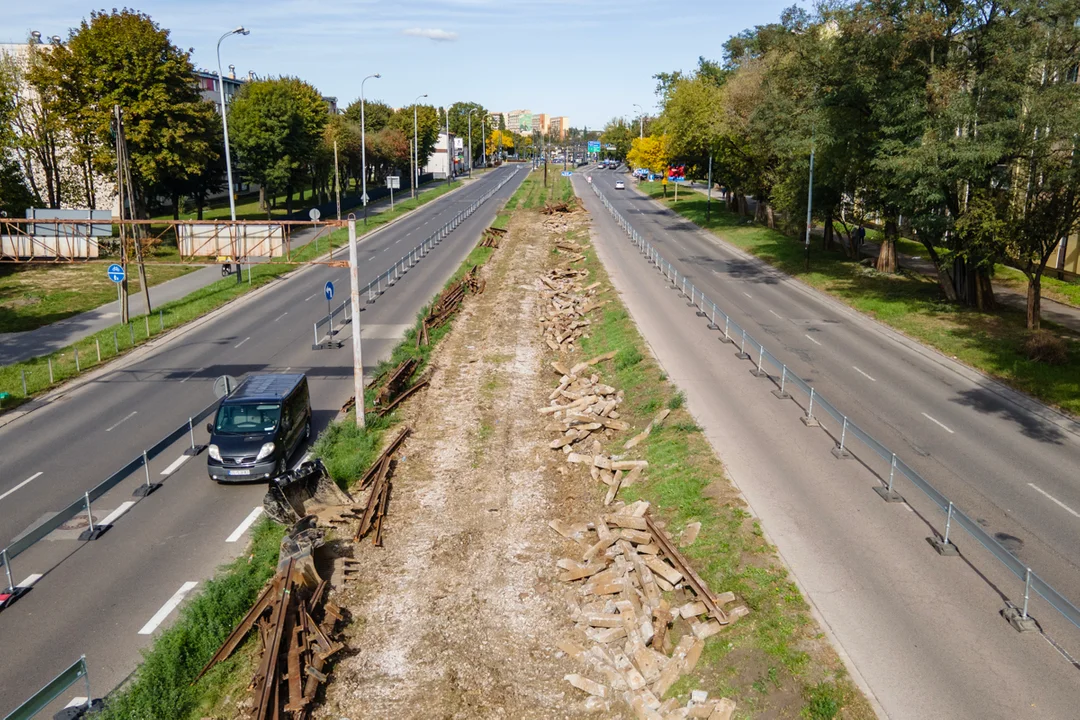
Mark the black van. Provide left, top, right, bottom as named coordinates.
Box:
left=206, top=373, right=311, bottom=482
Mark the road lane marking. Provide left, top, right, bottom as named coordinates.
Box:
left=100, top=501, right=136, bottom=526
left=305, top=292, right=319, bottom=301
left=226, top=508, right=264, bottom=543
left=106, top=411, right=138, bottom=432
left=0, top=472, right=42, bottom=502
left=921, top=413, right=954, bottom=434
left=138, top=581, right=198, bottom=635
left=853, top=366, right=877, bottom=382
left=179, top=369, right=199, bottom=383
left=769, top=309, right=782, bottom=319
left=17, top=573, right=43, bottom=589
left=1028, top=483, right=1080, bottom=518
left=804, top=334, right=822, bottom=346
left=234, top=336, right=251, bottom=349
left=160, top=455, right=190, bottom=476
left=274, top=311, right=288, bottom=322
left=743, top=292, right=752, bottom=299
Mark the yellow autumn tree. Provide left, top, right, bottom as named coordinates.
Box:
left=486, top=129, right=515, bottom=151
left=626, top=134, right=671, bottom=174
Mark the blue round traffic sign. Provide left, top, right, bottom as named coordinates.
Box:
left=324, top=281, right=335, bottom=301
left=107, top=264, right=125, bottom=283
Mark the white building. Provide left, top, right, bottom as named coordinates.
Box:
left=422, top=131, right=462, bottom=180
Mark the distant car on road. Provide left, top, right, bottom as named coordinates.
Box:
left=615, top=180, right=625, bottom=190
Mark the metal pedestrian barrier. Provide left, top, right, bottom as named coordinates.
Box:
left=587, top=181, right=1080, bottom=634
left=2, top=656, right=99, bottom=720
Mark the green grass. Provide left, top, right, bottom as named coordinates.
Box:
left=560, top=210, right=875, bottom=718
left=638, top=182, right=1080, bottom=416
left=97, top=519, right=286, bottom=720
left=0, top=261, right=198, bottom=334
left=0, top=181, right=463, bottom=413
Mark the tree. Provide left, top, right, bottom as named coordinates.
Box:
left=343, top=99, right=393, bottom=133
left=448, top=101, right=488, bottom=167
left=35, top=10, right=216, bottom=217
left=626, top=135, right=671, bottom=175
left=0, top=154, right=36, bottom=216
left=228, top=77, right=327, bottom=216
left=387, top=104, right=439, bottom=174
left=601, top=118, right=633, bottom=161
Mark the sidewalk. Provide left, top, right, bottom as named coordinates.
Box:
left=0, top=180, right=455, bottom=366
left=675, top=180, right=1080, bottom=335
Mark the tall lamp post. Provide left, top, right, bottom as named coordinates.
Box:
left=481, top=116, right=487, bottom=167
left=413, top=93, right=427, bottom=200
left=445, top=107, right=451, bottom=188
left=632, top=103, right=644, bottom=138
left=360, top=73, right=381, bottom=224
left=216, top=26, right=248, bottom=284
left=468, top=109, right=478, bottom=177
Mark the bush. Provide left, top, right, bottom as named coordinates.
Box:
left=1024, top=330, right=1068, bottom=365
left=667, top=391, right=686, bottom=410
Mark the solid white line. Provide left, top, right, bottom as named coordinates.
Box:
left=17, top=573, right=43, bottom=589
left=305, top=292, right=319, bottom=301
left=226, top=508, right=264, bottom=543
left=769, top=309, right=782, bottom=319
left=853, top=366, right=877, bottom=382
left=742, top=292, right=752, bottom=299
left=234, top=336, right=251, bottom=349
left=100, top=501, right=136, bottom=527
left=274, top=311, right=288, bottom=322
left=921, top=412, right=955, bottom=434
left=160, top=455, right=190, bottom=476
left=804, top=334, right=822, bottom=346
left=0, top=472, right=42, bottom=502
left=138, top=581, right=198, bottom=635
left=105, top=411, right=138, bottom=432
left=179, top=369, right=199, bottom=383
left=65, top=697, right=87, bottom=709
left=1028, top=483, right=1080, bottom=519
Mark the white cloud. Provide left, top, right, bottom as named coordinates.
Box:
left=402, top=27, right=458, bottom=41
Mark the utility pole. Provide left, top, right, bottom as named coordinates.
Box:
left=347, top=217, right=365, bottom=428
left=333, top=139, right=341, bottom=221
left=113, top=106, right=129, bottom=324
left=445, top=107, right=451, bottom=189
left=115, top=106, right=151, bottom=318
left=804, top=130, right=815, bottom=271
left=481, top=116, right=486, bottom=168
left=542, top=133, right=547, bottom=186
left=706, top=153, right=713, bottom=223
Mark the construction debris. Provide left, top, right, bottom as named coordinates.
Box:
left=195, top=521, right=344, bottom=719
left=354, top=426, right=412, bottom=546
left=551, top=502, right=747, bottom=716
left=479, top=225, right=507, bottom=248
left=263, top=459, right=353, bottom=526
left=538, top=268, right=609, bottom=352
left=417, top=267, right=484, bottom=349
left=541, top=201, right=571, bottom=214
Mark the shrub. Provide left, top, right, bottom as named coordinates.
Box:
left=667, top=391, right=686, bottom=410
left=615, top=347, right=644, bottom=370
left=1024, top=330, right=1068, bottom=365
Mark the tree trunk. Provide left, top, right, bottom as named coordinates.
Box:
left=259, top=186, right=267, bottom=212
left=172, top=193, right=180, bottom=221
left=876, top=218, right=898, bottom=273
left=196, top=190, right=205, bottom=221
left=754, top=195, right=767, bottom=224
left=1027, top=273, right=1041, bottom=330
left=823, top=210, right=833, bottom=251
left=286, top=185, right=293, bottom=217
left=766, top=205, right=775, bottom=229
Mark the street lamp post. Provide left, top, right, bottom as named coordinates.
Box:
left=413, top=93, right=427, bottom=200
left=633, top=103, right=643, bottom=139
left=216, top=26, right=248, bottom=284
left=445, top=107, right=451, bottom=189
left=360, top=73, right=381, bottom=224
left=481, top=116, right=486, bottom=167
left=468, top=109, right=478, bottom=178
left=804, top=129, right=815, bottom=271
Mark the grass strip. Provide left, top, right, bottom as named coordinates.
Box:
left=553, top=207, right=873, bottom=718
left=96, top=519, right=286, bottom=720
left=634, top=181, right=1080, bottom=416
left=0, top=181, right=462, bottom=414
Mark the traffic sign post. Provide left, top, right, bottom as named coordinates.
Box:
left=324, top=281, right=335, bottom=329
left=387, top=176, right=399, bottom=210
left=108, top=263, right=125, bottom=311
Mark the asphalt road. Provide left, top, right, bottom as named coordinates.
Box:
left=576, top=169, right=1080, bottom=718
left=0, top=165, right=526, bottom=715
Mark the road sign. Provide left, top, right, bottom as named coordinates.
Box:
left=324, top=281, right=335, bottom=301
left=309, top=208, right=321, bottom=221
left=106, top=264, right=125, bottom=283
left=587, top=140, right=600, bottom=153
left=387, top=176, right=400, bottom=190
left=648, top=173, right=656, bottom=182
left=213, top=375, right=239, bottom=399
left=561, top=171, right=572, bottom=177
left=361, top=192, right=370, bottom=204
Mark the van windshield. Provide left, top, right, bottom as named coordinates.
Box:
left=215, top=403, right=281, bottom=434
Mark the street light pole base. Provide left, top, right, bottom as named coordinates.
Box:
left=873, top=486, right=905, bottom=503
left=927, top=536, right=959, bottom=556
left=1001, top=606, right=1037, bottom=633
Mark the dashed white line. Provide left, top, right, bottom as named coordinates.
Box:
left=234, top=336, right=251, bottom=349
left=100, top=501, right=136, bottom=527
left=0, top=472, right=42, bottom=502
left=273, top=311, right=289, bottom=322
left=1028, top=483, right=1080, bottom=519
left=179, top=369, right=199, bottom=383
left=160, top=455, right=190, bottom=476
left=921, top=413, right=954, bottom=434
left=17, top=573, right=43, bottom=589
left=226, top=507, right=264, bottom=543
left=768, top=309, right=783, bottom=319
left=853, top=366, right=877, bottom=382
left=743, top=292, right=752, bottom=299
left=305, top=292, right=319, bottom=301
left=138, top=581, right=198, bottom=635
left=804, top=334, right=822, bottom=346
left=105, top=411, right=138, bottom=432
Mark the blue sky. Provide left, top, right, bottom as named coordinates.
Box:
left=7, top=0, right=807, bottom=129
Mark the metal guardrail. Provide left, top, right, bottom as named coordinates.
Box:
left=311, top=167, right=522, bottom=349
left=588, top=181, right=1080, bottom=633
left=3, top=656, right=96, bottom=720
left=1, top=400, right=218, bottom=596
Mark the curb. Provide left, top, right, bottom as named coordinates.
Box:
left=0, top=173, right=489, bottom=431
left=621, top=180, right=1080, bottom=439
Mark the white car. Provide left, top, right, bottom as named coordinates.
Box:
left=615, top=180, right=625, bottom=190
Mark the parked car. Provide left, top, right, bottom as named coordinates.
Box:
left=207, top=373, right=311, bottom=482
left=615, top=180, right=625, bottom=190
